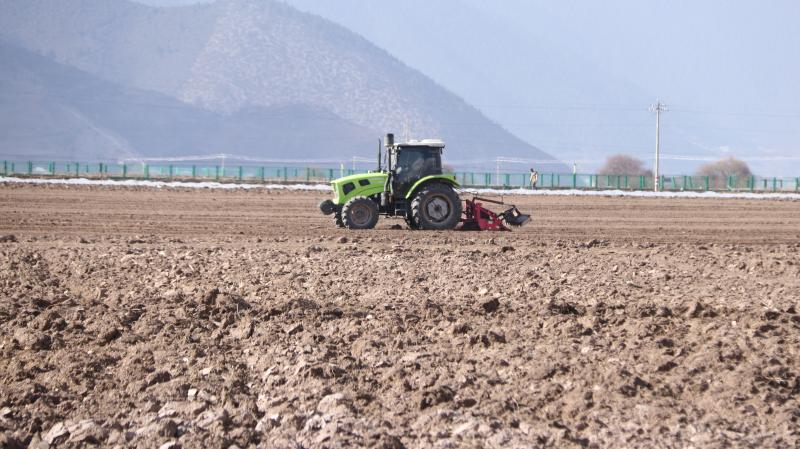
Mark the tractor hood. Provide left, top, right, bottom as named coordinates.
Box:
left=331, top=172, right=388, bottom=186
left=330, top=172, right=389, bottom=205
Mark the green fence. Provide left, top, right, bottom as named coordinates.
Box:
left=1, top=160, right=798, bottom=192
left=0, top=161, right=363, bottom=184
left=452, top=171, right=799, bottom=192
left=453, top=172, right=800, bottom=192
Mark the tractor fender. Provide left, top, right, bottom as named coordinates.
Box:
left=404, top=174, right=460, bottom=199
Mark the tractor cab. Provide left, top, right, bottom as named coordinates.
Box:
left=388, top=139, right=445, bottom=197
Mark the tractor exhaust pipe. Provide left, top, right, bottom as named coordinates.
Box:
left=377, top=138, right=382, bottom=172
left=381, top=133, right=394, bottom=208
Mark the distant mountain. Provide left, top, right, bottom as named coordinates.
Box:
left=0, top=0, right=563, bottom=168
left=0, top=40, right=374, bottom=162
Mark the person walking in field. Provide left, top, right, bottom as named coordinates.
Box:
left=529, top=168, right=539, bottom=189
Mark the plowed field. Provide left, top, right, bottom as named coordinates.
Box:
left=1, top=185, right=799, bottom=448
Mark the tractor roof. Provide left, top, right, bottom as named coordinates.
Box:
left=396, top=139, right=445, bottom=148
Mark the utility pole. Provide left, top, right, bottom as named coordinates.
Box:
left=649, top=101, right=667, bottom=192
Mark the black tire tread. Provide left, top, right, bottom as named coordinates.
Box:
left=404, top=214, right=418, bottom=230
left=341, top=196, right=379, bottom=230
left=333, top=210, right=344, bottom=228
left=410, top=183, right=462, bottom=230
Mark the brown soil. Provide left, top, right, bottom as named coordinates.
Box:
left=1, top=184, right=799, bottom=448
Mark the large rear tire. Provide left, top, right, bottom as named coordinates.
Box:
left=333, top=209, right=345, bottom=228
left=404, top=214, right=419, bottom=230
left=341, top=197, right=379, bottom=230
left=410, top=183, right=462, bottom=230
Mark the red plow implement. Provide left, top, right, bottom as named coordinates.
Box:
left=459, top=196, right=530, bottom=231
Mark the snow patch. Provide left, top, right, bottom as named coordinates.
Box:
left=0, top=177, right=332, bottom=191
left=463, top=187, right=800, bottom=201
left=2, top=177, right=798, bottom=200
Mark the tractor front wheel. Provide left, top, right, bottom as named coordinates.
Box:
left=341, top=197, right=379, bottom=230
left=410, top=183, right=462, bottom=230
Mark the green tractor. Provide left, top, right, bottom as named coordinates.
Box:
left=319, top=133, right=462, bottom=230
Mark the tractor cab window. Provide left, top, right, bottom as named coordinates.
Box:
left=392, top=146, right=442, bottom=194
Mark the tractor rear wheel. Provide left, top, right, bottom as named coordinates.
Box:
left=404, top=214, right=419, bottom=230
left=333, top=209, right=345, bottom=228
left=341, top=197, right=379, bottom=230
left=410, top=183, right=462, bottom=230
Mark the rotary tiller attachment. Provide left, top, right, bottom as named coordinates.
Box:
left=460, top=196, right=531, bottom=231
left=502, top=205, right=530, bottom=227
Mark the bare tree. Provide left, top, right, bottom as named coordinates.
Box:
left=598, top=154, right=651, bottom=176
left=696, top=157, right=752, bottom=189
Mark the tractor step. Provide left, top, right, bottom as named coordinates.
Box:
left=392, top=199, right=407, bottom=216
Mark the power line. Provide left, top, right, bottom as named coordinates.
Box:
left=661, top=154, right=800, bottom=162
left=670, top=108, right=800, bottom=118
left=118, top=153, right=351, bottom=164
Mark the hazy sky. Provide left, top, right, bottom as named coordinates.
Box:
left=135, top=0, right=800, bottom=174
left=135, top=0, right=800, bottom=111
left=509, top=0, right=800, bottom=112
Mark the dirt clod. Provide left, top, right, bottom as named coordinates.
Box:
left=380, top=435, right=406, bottom=449
left=548, top=300, right=582, bottom=316
left=482, top=297, right=500, bottom=313
left=285, top=323, right=304, bottom=335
